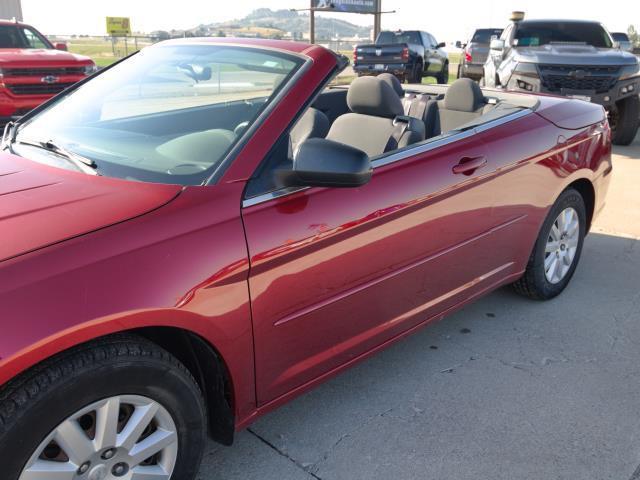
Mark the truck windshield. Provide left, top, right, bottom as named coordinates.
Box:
left=471, top=29, right=503, bottom=43
left=515, top=22, right=612, bottom=48
left=0, top=24, right=52, bottom=49
left=13, top=44, right=303, bottom=185
left=377, top=31, right=421, bottom=45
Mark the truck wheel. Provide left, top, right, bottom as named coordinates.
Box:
left=512, top=188, right=586, bottom=300
left=408, top=62, right=422, bottom=84
left=0, top=335, right=207, bottom=480
left=436, top=62, right=449, bottom=84
left=611, top=95, right=640, bottom=145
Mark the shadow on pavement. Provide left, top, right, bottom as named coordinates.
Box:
left=199, top=232, right=640, bottom=480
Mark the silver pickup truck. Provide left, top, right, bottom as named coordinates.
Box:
left=484, top=16, right=640, bottom=145
left=457, top=28, right=503, bottom=81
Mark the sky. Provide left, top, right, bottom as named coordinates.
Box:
left=20, top=0, right=640, bottom=42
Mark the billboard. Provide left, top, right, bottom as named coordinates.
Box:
left=312, top=0, right=377, bottom=14
left=106, top=17, right=132, bottom=37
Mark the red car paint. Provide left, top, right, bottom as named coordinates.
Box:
left=0, top=38, right=611, bottom=433
left=0, top=20, right=95, bottom=123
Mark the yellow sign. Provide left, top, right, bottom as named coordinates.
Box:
left=106, top=17, right=131, bottom=36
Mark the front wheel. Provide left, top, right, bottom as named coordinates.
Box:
left=512, top=188, right=586, bottom=300
left=610, top=95, right=640, bottom=146
left=0, top=335, right=207, bottom=480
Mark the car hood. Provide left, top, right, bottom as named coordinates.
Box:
left=0, top=48, right=92, bottom=66
left=0, top=152, right=182, bottom=263
left=514, top=44, right=639, bottom=66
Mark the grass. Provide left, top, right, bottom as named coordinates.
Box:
left=65, top=37, right=151, bottom=67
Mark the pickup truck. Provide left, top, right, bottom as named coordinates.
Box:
left=0, top=19, right=96, bottom=125
left=456, top=28, right=503, bottom=81
left=353, top=30, right=449, bottom=84
left=484, top=16, right=640, bottom=145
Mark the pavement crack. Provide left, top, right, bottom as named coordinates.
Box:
left=247, top=427, right=322, bottom=480
left=628, top=460, right=640, bottom=480
left=308, top=407, right=395, bottom=474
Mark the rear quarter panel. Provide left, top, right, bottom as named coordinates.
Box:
left=482, top=96, right=611, bottom=275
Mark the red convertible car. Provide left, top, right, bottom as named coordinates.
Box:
left=0, top=38, right=611, bottom=479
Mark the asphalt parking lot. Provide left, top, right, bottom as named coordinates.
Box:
left=198, top=131, right=640, bottom=480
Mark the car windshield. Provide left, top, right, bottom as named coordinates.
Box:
left=377, top=31, right=421, bottom=45
left=0, top=24, right=52, bottom=49
left=471, top=29, right=503, bottom=43
left=611, top=32, right=630, bottom=42
left=13, top=44, right=304, bottom=185
left=515, top=22, right=613, bottom=48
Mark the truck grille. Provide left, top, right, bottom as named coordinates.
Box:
left=6, top=83, right=75, bottom=95
left=538, top=65, right=621, bottom=94
left=3, top=67, right=85, bottom=77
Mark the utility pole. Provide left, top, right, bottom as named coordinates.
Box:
left=373, top=0, right=381, bottom=40
left=310, top=0, right=315, bottom=44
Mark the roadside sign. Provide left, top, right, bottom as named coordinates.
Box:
left=106, top=17, right=131, bottom=37
left=312, top=0, right=377, bottom=14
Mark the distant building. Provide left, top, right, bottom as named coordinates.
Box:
left=0, top=0, right=23, bottom=21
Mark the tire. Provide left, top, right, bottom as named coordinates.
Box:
left=457, top=63, right=462, bottom=79
left=408, top=62, right=422, bottom=84
left=0, top=334, right=207, bottom=480
left=436, top=62, right=449, bottom=84
left=512, top=188, right=586, bottom=300
left=611, top=95, right=640, bottom=146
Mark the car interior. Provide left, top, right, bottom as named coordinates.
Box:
left=245, top=74, right=538, bottom=197
left=20, top=64, right=536, bottom=187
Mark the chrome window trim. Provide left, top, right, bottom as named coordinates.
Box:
left=242, top=108, right=533, bottom=208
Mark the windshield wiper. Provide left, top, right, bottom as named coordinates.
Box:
left=16, top=138, right=99, bottom=175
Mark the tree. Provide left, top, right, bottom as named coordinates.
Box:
left=628, top=25, right=639, bottom=47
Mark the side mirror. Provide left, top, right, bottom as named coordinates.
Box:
left=490, top=39, right=505, bottom=51
left=285, top=138, right=371, bottom=188
left=436, top=42, right=446, bottom=49
left=54, top=42, right=68, bottom=51
left=455, top=40, right=462, bottom=49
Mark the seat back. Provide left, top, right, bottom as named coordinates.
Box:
left=436, top=78, right=487, bottom=133
left=378, top=73, right=440, bottom=138
left=326, top=76, right=425, bottom=157
left=290, top=107, right=330, bottom=154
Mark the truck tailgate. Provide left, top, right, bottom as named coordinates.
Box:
left=355, top=43, right=406, bottom=65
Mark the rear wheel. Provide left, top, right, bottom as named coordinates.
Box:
left=0, top=335, right=207, bottom=480
left=457, top=63, right=462, bottom=79
left=436, top=62, right=449, bottom=84
left=408, top=62, right=423, bottom=84
left=512, top=188, right=586, bottom=300
left=610, top=95, right=640, bottom=145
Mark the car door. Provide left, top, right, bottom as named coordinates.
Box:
left=426, top=33, right=442, bottom=73
left=242, top=125, right=514, bottom=405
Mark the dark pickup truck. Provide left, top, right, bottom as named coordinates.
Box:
left=353, top=30, right=449, bottom=84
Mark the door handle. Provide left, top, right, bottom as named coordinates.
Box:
left=452, top=156, right=487, bottom=175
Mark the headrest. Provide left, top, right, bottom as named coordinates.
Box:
left=347, top=76, right=404, bottom=118
left=444, top=78, right=485, bottom=112
left=378, top=73, right=404, bottom=97
left=290, top=108, right=330, bottom=148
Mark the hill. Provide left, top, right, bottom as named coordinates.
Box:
left=198, top=8, right=372, bottom=40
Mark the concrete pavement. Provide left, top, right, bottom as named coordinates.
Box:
left=198, top=131, right=640, bottom=480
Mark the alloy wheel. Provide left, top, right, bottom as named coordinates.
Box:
left=19, top=394, right=178, bottom=480
left=544, top=207, right=580, bottom=284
